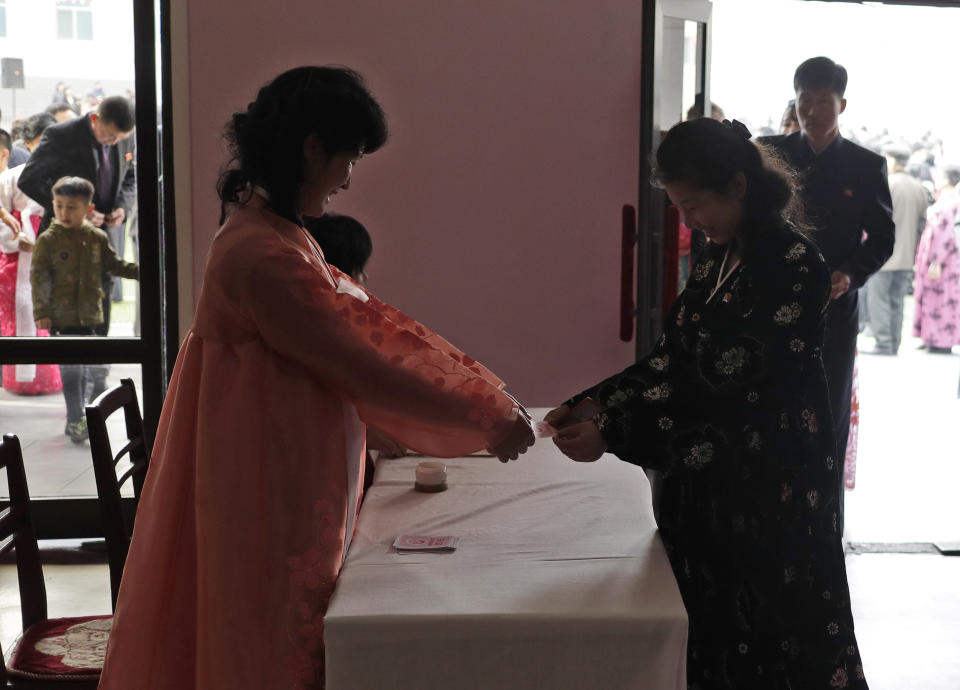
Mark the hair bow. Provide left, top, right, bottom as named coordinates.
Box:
left=723, top=119, right=752, bottom=140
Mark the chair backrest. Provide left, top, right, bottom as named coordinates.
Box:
left=0, top=434, right=48, bottom=684
left=85, top=378, right=150, bottom=612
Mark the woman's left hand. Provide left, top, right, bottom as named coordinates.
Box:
left=554, top=420, right=607, bottom=462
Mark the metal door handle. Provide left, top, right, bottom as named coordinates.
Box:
left=620, top=205, right=636, bottom=342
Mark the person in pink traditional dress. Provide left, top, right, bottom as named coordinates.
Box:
left=97, top=66, right=534, bottom=690
left=0, top=112, right=62, bottom=395
left=913, top=167, right=960, bottom=353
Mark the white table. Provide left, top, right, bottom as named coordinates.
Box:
left=324, top=432, right=688, bottom=690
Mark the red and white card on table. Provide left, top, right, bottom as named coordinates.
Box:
left=393, top=534, right=460, bottom=552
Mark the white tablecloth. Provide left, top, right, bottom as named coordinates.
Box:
left=324, top=427, right=688, bottom=690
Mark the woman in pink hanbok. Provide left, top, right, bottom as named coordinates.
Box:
left=913, top=173, right=960, bottom=352
left=0, top=112, right=62, bottom=395
left=98, top=67, right=534, bottom=690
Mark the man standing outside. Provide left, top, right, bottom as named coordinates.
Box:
left=863, top=146, right=929, bottom=355
left=763, top=57, right=894, bottom=532
left=17, top=95, right=136, bottom=337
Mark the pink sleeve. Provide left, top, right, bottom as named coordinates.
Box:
left=243, top=248, right=518, bottom=457
left=331, top=266, right=505, bottom=391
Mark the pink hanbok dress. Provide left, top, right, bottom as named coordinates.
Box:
left=98, top=197, right=519, bottom=690
left=913, top=189, right=960, bottom=348
left=0, top=164, right=62, bottom=395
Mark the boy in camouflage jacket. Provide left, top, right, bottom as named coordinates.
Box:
left=31, top=176, right=139, bottom=442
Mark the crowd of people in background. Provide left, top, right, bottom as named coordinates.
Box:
left=0, top=83, right=138, bottom=444
left=721, top=91, right=960, bottom=361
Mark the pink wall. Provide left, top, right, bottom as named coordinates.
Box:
left=187, top=1, right=643, bottom=405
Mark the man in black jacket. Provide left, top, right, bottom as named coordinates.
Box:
left=762, top=57, right=894, bottom=532
left=18, top=96, right=136, bottom=337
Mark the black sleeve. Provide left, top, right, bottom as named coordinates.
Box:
left=579, top=237, right=830, bottom=472
left=837, top=156, right=895, bottom=289
left=115, top=137, right=137, bottom=215
left=16, top=128, right=64, bottom=213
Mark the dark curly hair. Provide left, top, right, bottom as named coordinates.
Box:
left=651, top=118, right=807, bottom=261
left=217, top=66, right=388, bottom=224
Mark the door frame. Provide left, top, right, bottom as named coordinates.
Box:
left=0, top=0, right=177, bottom=539
left=636, top=0, right=712, bottom=356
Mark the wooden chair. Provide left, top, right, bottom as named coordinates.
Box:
left=85, top=378, right=150, bottom=612
left=0, top=434, right=105, bottom=688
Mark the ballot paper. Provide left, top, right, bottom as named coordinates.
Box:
left=534, top=421, right=558, bottom=438
left=393, top=535, right=460, bottom=553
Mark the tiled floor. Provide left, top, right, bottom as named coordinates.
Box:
left=1, top=553, right=958, bottom=688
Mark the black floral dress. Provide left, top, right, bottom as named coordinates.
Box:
left=566, top=224, right=867, bottom=689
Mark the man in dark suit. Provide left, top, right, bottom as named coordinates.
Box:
left=762, top=57, right=894, bottom=532
left=18, top=96, right=137, bottom=337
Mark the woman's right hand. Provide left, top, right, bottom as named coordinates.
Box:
left=490, top=414, right=535, bottom=463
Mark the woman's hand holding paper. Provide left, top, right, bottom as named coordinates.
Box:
left=490, top=413, right=534, bottom=462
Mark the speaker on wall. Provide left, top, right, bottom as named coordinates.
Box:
left=2, top=58, right=24, bottom=89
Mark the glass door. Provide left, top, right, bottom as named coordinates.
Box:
left=0, top=0, right=177, bottom=538
left=636, top=0, right=712, bottom=355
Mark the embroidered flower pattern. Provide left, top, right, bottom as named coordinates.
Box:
left=790, top=338, right=805, bottom=352
left=607, top=388, right=635, bottom=405
left=642, top=383, right=672, bottom=401
left=467, top=392, right=500, bottom=431
left=683, top=441, right=714, bottom=468
left=649, top=355, right=670, bottom=372
left=694, top=259, right=715, bottom=280
left=786, top=242, right=807, bottom=262
left=827, top=622, right=839, bottom=636
left=806, top=489, right=820, bottom=509
left=831, top=667, right=849, bottom=687
left=801, top=408, right=818, bottom=432
left=774, top=303, right=802, bottom=326
left=793, top=283, right=803, bottom=292
left=747, top=391, right=759, bottom=403
left=657, top=416, right=674, bottom=430
left=715, top=346, right=748, bottom=376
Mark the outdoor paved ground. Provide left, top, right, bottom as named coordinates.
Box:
left=0, top=290, right=140, bottom=500
left=846, top=296, right=960, bottom=545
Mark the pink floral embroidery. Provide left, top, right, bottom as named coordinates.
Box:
left=830, top=667, right=849, bottom=687
left=287, top=547, right=328, bottom=590
left=467, top=392, right=499, bottom=431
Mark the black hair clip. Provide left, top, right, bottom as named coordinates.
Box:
left=723, top=119, right=752, bottom=140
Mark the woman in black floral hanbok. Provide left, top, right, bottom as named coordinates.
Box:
left=548, top=118, right=867, bottom=689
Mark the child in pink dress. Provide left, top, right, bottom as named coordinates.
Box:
left=98, top=66, right=534, bottom=690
